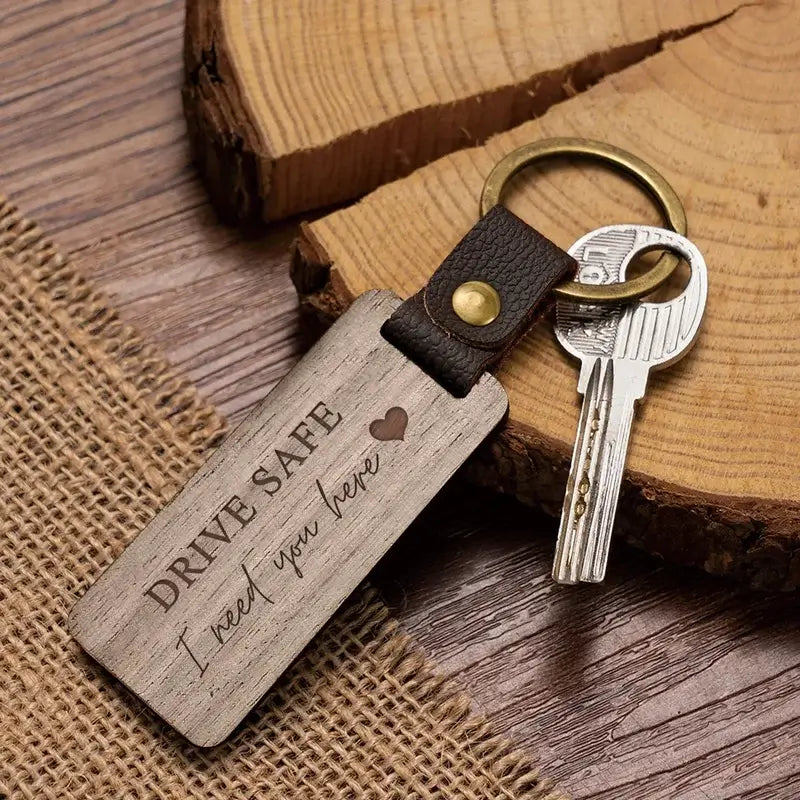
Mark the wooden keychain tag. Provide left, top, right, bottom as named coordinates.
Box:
left=70, top=205, right=577, bottom=746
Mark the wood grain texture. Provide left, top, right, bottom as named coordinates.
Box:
left=378, top=488, right=800, bottom=800
left=71, top=291, right=506, bottom=746
left=2, top=0, right=799, bottom=796
left=182, top=0, right=744, bottom=221
left=294, top=1, right=800, bottom=590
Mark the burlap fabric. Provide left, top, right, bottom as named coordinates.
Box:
left=0, top=197, right=558, bottom=799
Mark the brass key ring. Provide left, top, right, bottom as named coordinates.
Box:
left=480, top=138, right=687, bottom=303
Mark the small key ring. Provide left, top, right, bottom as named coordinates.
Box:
left=480, top=138, right=687, bottom=304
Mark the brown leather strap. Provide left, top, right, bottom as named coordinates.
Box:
left=381, top=205, right=577, bottom=397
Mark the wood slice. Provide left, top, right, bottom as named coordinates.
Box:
left=183, top=0, right=742, bottom=222
left=292, top=3, right=800, bottom=591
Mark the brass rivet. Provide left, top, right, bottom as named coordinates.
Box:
left=452, top=281, right=501, bottom=326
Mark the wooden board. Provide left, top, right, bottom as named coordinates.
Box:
left=69, top=291, right=506, bottom=746
left=5, top=2, right=800, bottom=795
left=183, top=0, right=743, bottom=221
left=292, top=3, right=800, bottom=590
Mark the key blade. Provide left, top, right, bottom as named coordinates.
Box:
left=552, top=359, right=640, bottom=584
left=552, top=357, right=613, bottom=584
left=580, top=378, right=638, bottom=582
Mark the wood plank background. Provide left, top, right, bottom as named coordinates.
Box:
left=1, top=1, right=798, bottom=798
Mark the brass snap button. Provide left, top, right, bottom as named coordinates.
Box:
left=452, top=281, right=501, bottom=326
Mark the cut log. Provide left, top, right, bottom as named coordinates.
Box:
left=183, top=0, right=743, bottom=222
left=292, top=2, right=800, bottom=590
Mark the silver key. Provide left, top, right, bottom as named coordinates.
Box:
left=552, top=224, right=708, bottom=584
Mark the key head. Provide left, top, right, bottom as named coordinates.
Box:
left=555, top=225, right=708, bottom=371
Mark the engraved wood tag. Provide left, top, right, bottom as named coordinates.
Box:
left=69, top=290, right=507, bottom=747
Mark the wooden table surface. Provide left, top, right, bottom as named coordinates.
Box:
left=2, top=2, right=798, bottom=798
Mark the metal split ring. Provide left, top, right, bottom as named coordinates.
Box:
left=480, top=138, right=687, bottom=303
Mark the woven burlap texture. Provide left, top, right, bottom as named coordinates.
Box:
left=0, top=196, right=560, bottom=800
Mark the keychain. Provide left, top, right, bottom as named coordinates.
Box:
left=70, top=138, right=707, bottom=747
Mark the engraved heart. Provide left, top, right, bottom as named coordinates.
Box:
left=369, top=407, right=408, bottom=442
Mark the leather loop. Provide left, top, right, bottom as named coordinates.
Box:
left=382, top=205, right=577, bottom=397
